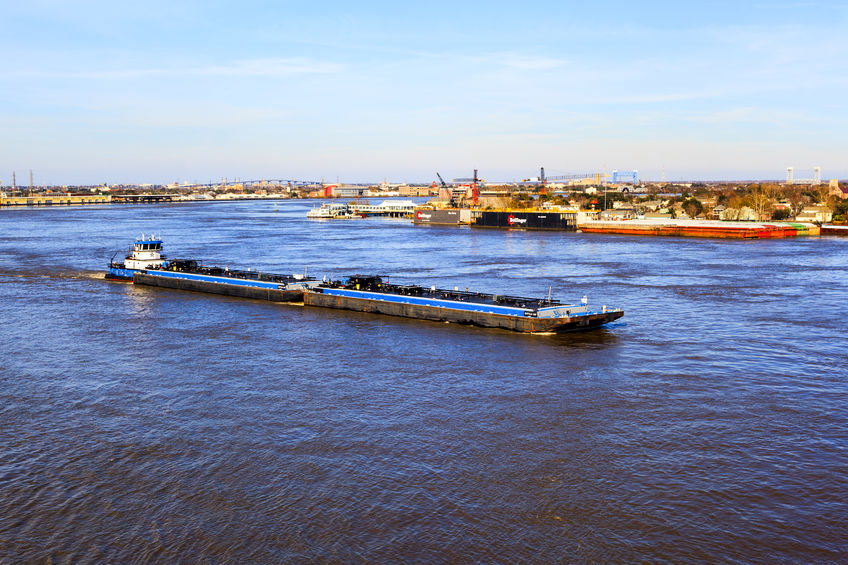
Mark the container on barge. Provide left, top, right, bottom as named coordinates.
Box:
left=472, top=210, right=577, bottom=231
left=413, top=208, right=466, bottom=225
left=304, top=275, right=622, bottom=333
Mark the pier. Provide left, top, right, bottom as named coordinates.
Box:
left=347, top=200, right=417, bottom=217
left=0, top=194, right=111, bottom=206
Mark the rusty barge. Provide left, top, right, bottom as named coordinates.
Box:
left=578, top=219, right=819, bottom=239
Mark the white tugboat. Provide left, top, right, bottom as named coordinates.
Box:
left=106, top=234, right=166, bottom=281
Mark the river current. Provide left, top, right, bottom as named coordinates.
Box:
left=1, top=200, right=846, bottom=563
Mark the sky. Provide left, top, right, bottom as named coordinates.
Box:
left=1, top=0, right=846, bottom=185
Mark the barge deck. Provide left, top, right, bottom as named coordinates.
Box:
left=304, top=275, right=622, bottom=333
left=133, top=260, right=320, bottom=302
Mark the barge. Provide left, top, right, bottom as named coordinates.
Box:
left=473, top=210, right=577, bottom=231
left=578, top=219, right=819, bottom=239
left=107, top=238, right=623, bottom=333
left=133, top=260, right=320, bottom=302
left=821, top=224, right=848, bottom=236
left=413, top=208, right=466, bottom=225
left=107, top=237, right=320, bottom=301
left=304, top=275, right=623, bottom=333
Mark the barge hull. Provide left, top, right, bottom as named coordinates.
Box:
left=413, top=209, right=463, bottom=225
left=473, top=211, right=576, bottom=231
left=821, top=225, right=848, bottom=236
left=134, top=272, right=305, bottom=302
left=578, top=220, right=819, bottom=239
left=303, top=291, right=622, bottom=333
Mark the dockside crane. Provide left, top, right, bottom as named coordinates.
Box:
left=436, top=172, right=448, bottom=188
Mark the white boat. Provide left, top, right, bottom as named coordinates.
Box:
left=306, top=202, right=360, bottom=219
left=106, top=234, right=166, bottom=281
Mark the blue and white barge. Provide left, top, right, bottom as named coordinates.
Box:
left=106, top=235, right=166, bottom=281
left=304, top=275, right=623, bottom=333
left=133, top=259, right=320, bottom=302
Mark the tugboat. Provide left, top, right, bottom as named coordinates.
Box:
left=106, top=237, right=321, bottom=301
left=304, top=275, right=624, bottom=333
left=106, top=234, right=166, bottom=281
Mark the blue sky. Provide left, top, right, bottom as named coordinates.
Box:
left=2, top=1, right=846, bottom=185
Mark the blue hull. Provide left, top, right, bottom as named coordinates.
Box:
left=106, top=266, right=136, bottom=281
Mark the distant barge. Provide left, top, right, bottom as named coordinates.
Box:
left=821, top=224, right=848, bottom=236
left=578, top=219, right=819, bottom=239
left=473, top=210, right=576, bottom=230
left=304, top=275, right=623, bottom=333
left=413, top=208, right=578, bottom=230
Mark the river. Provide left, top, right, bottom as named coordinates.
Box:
left=1, top=199, right=846, bottom=562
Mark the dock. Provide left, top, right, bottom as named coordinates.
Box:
left=1, top=194, right=111, bottom=206
left=347, top=200, right=417, bottom=217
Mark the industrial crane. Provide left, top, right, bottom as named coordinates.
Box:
left=435, top=172, right=448, bottom=188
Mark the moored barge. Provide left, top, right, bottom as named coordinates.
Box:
left=304, top=275, right=623, bottom=333
left=578, top=219, right=819, bottom=239
left=473, top=210, right=577, bottom=230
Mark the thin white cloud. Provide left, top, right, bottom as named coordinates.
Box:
left=13, top=57, right=344, bottom=79
left=498, top=54, right=566, bottom=71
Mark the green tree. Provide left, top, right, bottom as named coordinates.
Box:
left=771, top=208, right=791, bottom=220
left=833, top=199, right=848, bottom=223
left=682, top=197, right=703, bottom=218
